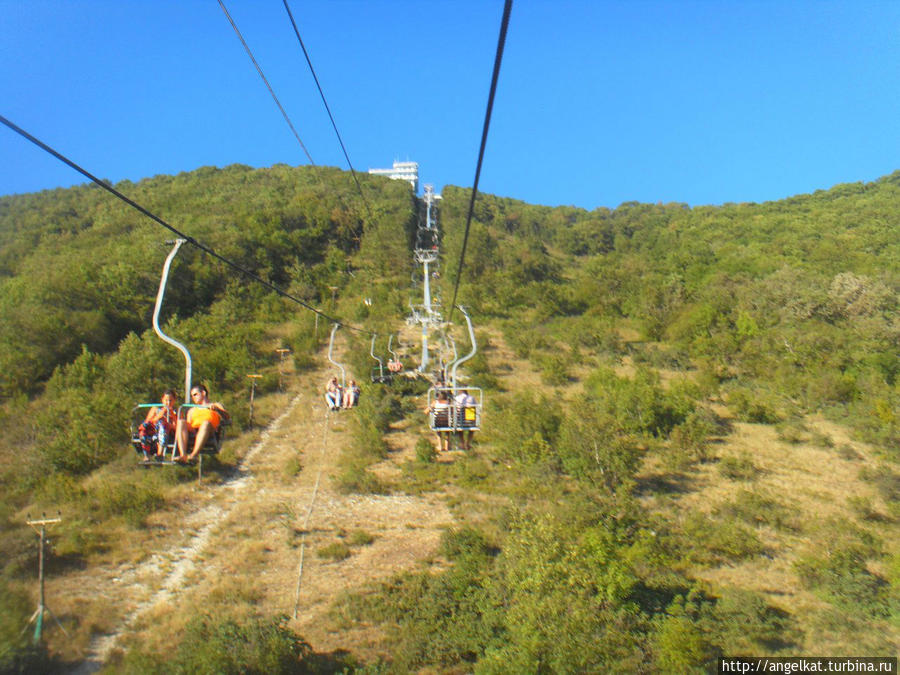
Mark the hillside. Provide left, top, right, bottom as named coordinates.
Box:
left=0, top=166, right=898, bottom=671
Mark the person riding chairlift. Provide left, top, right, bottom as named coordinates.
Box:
left=426, top=390, right=452, bottom=452
left=175, top=384, right=229, bottom=463
left=138, top=389, right=177, bottom=461
left=325, top=377, right=342, bottom=411
left=343, top=380, right=361, bottom=408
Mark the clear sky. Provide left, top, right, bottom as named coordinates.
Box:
left=2, top=0, right=898, bottom=210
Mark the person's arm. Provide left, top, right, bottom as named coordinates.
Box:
left=144, top=406, right=161, bottom=423
left=211, top=402, right=230, bottom=420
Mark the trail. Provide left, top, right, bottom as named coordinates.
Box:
left=69, top=358, right=452, bottom=670
left=73, top=392, right=304, bottom=673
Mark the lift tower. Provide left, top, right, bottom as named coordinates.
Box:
left=410, top=184, right=442, bottom=372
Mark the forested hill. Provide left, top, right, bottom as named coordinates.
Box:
left=440, top=173, right=899, bottom=450
left=0, top=163, right=898, bottom=670
left=0, top=163, right=415, bottom=398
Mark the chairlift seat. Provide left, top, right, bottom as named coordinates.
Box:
left=427, top=387, right=483, bottom=432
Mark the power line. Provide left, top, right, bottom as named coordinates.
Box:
left=281, top=0, right=373, bottom=220
left=448, top=0, right=513, bottom=323
left=216, top=0, right=315, bottom=166
left=217, top=0, right=366, bottom=245
left=0, top=113, right=374, bottom=336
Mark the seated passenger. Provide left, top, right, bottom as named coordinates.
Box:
left=175, top=384, right=229, bottom=463
left=454, top=388, right=477, bottom=451
left=325, top=377, right=342, bottom=410
left=138, top=389, right=178, bottom=460
left=426, top=391, right=451, bottom=452
left=387, top=358, right=403, bottom=373
left=343, top=380, right=361, bottom=408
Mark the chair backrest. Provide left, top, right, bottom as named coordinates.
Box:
left=426, top=387, right=483, bottom=431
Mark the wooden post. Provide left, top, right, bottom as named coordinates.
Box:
left=247, top=374, right=263, bottom=428
left=276, top=349, right=291, bottom=391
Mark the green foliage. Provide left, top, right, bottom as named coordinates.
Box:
left=414, top=437, right=435, bottom=464
left=796, top=545, right=889, bottom=616
left=122, top=614, right=314, bottom=674
left=586, top=367, right=694, bottom=438
left=713, top=489, right=797, bottom=531
left=88, top=476, right=165, bottom=528
left=681, top=512, right=764, bottom=563
left=317, top=542, right=352, bottom=561
left=493, top=392, right=563, bottom=465
left=0, top=586, right=59, bottom=675
left=557, top=400, right=643, bottom=491
left=718, top=452, right=759, bottom=481
left=665, top=409, right=716, bottom=469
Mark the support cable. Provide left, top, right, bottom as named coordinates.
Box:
left=448, top=0, right=513, bottom=323
left=0, top=114, right=375, bottom=335
left=217, top=0, right=315, bottom=166
left=281, top=0, right=373, bottom=219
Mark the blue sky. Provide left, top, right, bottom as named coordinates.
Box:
left=1, top=0, right=898, bottom=210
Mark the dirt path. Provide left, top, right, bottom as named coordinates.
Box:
left=68, top=357, right=453, bottom=670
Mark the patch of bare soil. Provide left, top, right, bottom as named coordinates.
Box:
left=65, top=352, right=454, bottom=671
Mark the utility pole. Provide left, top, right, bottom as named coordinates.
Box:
left=247, top=374, right=263, bottom=428
left=25, top=514, right=68, bottom=644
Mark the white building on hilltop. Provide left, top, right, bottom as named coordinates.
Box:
left=368, top=160, right=418, bottom=193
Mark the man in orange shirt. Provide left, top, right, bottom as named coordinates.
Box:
left=176, top=384, right=229, bottom=463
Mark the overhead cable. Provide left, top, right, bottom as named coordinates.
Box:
left=217, top=0, right=316, bottom=166
left=281, top=0, right=373, bottom=219
left=0, top=114, right=374, bottom=335
left=448, top=0, right=513, bottom=323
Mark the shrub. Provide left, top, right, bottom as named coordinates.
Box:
left=682, top=513, right=764, bottom=563
left=348, top=530, right=375, bottom=547
left=317, top=542, right=352, bottom=561
left=557, top=402, right=642, bottom=491
left=90, top=477, right=165, bottom=528
left=714, top=490, right=796, bottom=531
left=775, top=418, right=809, bottom=444
left=587, top=367, right=693, bottom=437
left=795, top=546, right=888, bottom=616
left=122, top=614, right=314, bottom=674
left=718, top=452, right=759, bottom=481
left=727, top=388, right=780, bottom=424
left=415, top=437, right=436, bottom=464
left=666, top=410, right=715, bottom=469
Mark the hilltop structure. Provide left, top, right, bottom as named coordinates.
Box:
left=368, top=160, right=418, bottom=193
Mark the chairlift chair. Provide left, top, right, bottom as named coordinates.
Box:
left=370, top=334, right=393, bottom=384
left=131, top=403, right=229, bottom=465
left=130, top=240, right=228, bottom=477
left=426, top=306, right=484, bottom=435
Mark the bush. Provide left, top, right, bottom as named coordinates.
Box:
left=122, top=614, right=314, bottom=674
left=795, top=546, right=888, bottom=616
left=666, top=410, right=715, bottom=469
left=557, top=401, right=642, bottom=491
left=90, top=476, right=165, bottom=528
left=317, top=542, right=352, bottom=561
left=718, top=452, right=759, bottom=481
left=415, top=437, right=435, bottom=464
left=714, top=490, right=796, bottom=531
left=682, top=513, right=764, bottom=563
left=727, top=388, right=780, bottom=424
